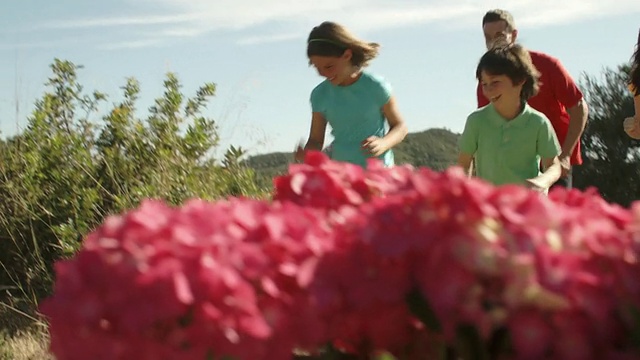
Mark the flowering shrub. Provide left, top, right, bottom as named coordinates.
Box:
left=274, top=151, right=420, bottom=209
left=41, top=152, right=640, bottom=359
left=40, top=198, right=335, bottom=360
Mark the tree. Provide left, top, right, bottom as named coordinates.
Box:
left=573, top=64, right=640, bottom=207
left=0, top=59, right=264, bottom=305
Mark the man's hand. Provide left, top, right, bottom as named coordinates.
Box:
left=558, top=155, right=571, bottom=178
left=361, top=136, right=388, bottom=157
left=624, top=117, right=640, bottom=139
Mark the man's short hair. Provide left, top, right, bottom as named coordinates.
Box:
left=482, top=9, right=516, bottom=31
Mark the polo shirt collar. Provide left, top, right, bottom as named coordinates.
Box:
left=487, top=103, right=531, bottom=128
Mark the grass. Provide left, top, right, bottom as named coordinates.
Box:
left=0, top=303, right=51, bottom=360
left=0, top=329, right=51, bottom=360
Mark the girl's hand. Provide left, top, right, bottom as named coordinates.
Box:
left=294, top=142, right=305, bottom=163
left=361, top=136, right=388, bottom=157
left=624, top=117, right=640, bottom=139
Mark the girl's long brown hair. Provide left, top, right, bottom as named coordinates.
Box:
left=307, top=22, right=379, bottom=68
left=630, top=28, right=640, bottom=96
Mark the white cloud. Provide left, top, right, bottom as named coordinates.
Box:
left=29, top=0, right=640, bottom=48
left=36, top=13, right=202, bottom=30
left=0, top=39, right=80, bottom=51
left=98, top=38, right=165, bottom=51
left=237, top=33, right=302, bottom=46
left=499, top=0, right=608, bottom=26
left=154, top=27, right=207, bottom=38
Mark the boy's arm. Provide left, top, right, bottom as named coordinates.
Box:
left=458, top=115, right=479, bottom=177
left=526, top=156, right=561, bottom=191
left=457, top=153, right=474, bottom=177
left=527, top=116, right=562, bottom=191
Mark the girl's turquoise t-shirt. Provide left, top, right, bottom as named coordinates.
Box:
left=310, top=71, right=394, bottom=168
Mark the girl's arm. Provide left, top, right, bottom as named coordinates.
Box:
left=363, top=97, right=408, bottom=156
left=295, top=112, right=327, bottom=162
left=525, top=156, right=561, bottom=191
left=304, top=112, right=327, bottom=151
left=382, top=96, right=409, bottom=147
left=624, top=89, right=640, bottom=139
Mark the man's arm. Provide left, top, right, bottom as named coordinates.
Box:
left=562, top=99, right=588, bottom=161
left=546, top=54, right=588, bottom=174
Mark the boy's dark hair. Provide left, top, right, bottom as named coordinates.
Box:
left=630, top=28, right=640, bottom=96
left=476, top=43, right=541, bottom=102
left=307, top=21, right=379, bottom=68
left=482, top=9, right=516, bottom=31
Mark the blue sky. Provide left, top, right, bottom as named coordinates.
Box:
left=1, top=0, right=639, bottom=156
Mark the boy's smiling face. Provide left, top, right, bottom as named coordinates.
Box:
left=480, top=70, right=523, bottom=106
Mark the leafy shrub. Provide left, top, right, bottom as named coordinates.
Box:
left=0, top=59, right=266, bottom=305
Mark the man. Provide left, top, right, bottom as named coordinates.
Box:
left=477, top=9, right=588, bottom=189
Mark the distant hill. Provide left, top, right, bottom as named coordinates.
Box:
left=245, top=128, right=460, bottom=189
left=393, top=128, right=460, bottom=170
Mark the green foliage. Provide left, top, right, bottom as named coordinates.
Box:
left=244, top=151, right=294, bottom=190
left=0, top=59, right=265, bottom=303
left=574, top=64, right=640, bottom=206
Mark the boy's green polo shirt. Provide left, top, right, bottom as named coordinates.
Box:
left=459, top=103, right=561, bottom=186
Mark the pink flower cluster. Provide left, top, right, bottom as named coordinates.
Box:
left=40, top=198, right=335, bottom=360
left=274, top=151, right=419, bottom=209
left=41, top=152, right=640, bottom=360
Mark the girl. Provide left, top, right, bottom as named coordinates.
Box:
left=623, top=28, right=640, bottom=139
left=295, top=21, right=408, bottom=168
left=458, top=43, right=562, bottom=193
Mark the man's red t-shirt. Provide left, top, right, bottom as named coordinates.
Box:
left=476, top=50, right=584, bottom=165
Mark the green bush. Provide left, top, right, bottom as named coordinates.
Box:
left=0, top=59, right=267, bottom=304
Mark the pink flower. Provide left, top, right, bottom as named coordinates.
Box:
left=40, top=154, right=640, bottom=359
left=507, top=309, right=553, bottom=360
left=415, top=247, right=478, bottom=340
left=41, top=198, right=335, bottom=360
left=274, top=152, right=368, bottom=209
left=550, top=311, right=597, bottom=360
